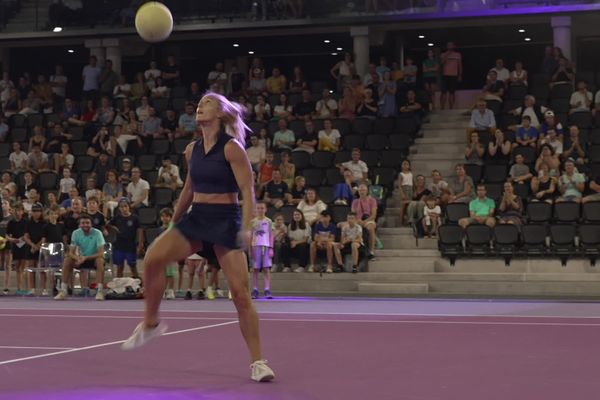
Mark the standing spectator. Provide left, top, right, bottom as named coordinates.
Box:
left=266, top=67, right=287, bottom=95
left=207, top=62, right=228, bottom=94
left=288, top=66, right=307, bottom=93
left=81, top=55, right=101, bottom=101
left=562, top=125, right=587, bottom=167
left=6, top=204, right=29, bottom=295
left=161, top=55, right=181, bottom=88
left=317, top=119, right=341, bottom=152
left=509, top=154, right=533, bottom=185
left=272, top=119, right=295, bottom=152
left=293, top=119, right=318, bottom=154
left=330, top=53, right=355, bottom=92
left=281, top=209, right=311, bottom=273
left=569, top=81, right=593, bottom=114
left=467, top=99, right=496, bottom=141
left=309, top=210, right=337, bottom=273
left=422, top=50, right=439, bottom=110
left=100, top=59, right=118, bottom=97
left=550, top=57, right=574, bottom=86
left=378, top=71, right=397, bottom=117
left=352, top=183, right=378, bottom=259
left=401, top=56, right=418, bottom=90
left=338, top=86, right=358, bottom=120
left=531, top=164, right=556, bottom=203
left=557, top=159, right=585, bottom=203
left=297, top=188, right=327, bottom=226
left=440, top=42, right=463, bottom=110
left=248, top=68, right=267, bottom=95
left=315, top=88, right=338, bottom=119
left=106, top=198, right=143, bottom=278
left=489, top=58, right=509, bottom=82
left=509, top=61, right=528, bottom=86
left=448, top=164, right=475, bottom=204
left=376, top=56, right=391, bottom=80
left=338, top=148, right=368, bottom=184
left=126, top=167, right=150, bottom=208
left=144, top=61, right=161, bottom=90
left=458, top=185, right=496, bottom=228
left=363, top=63, right=378, bottom=86
left=541, top=46, right=558, bottom=75
left=497, top=182, right=523, bottom=226
left=250, top=202, right=274, bottom=300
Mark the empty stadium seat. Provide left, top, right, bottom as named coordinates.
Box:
left=311, top=151, right=334, bottom=169
left=333, top=151, right=351, bottom=165
left=144, top=226, right=163, bottom=246
left=74, top=155, right=94, bottom=172
left=365, top=135, right=390, bottom=151
left=326, top=168, right=343, bottom=185
left=330, top=204, right=351, bottom=224
left=360, top=150, right=379, bottom=167
left=550, top=83, right=573, bottom=99
left=554, top=202, right=580, bottom=223
left=569, top=111, right=593, bottom=129
left=380, top=150, right=405, bottom=168
left=318, top=186, right=334, bottom=204
left=138, top=154, right=157, bottom=171
left=579, top=224, right=600, bottom=265
left=549, top=224, right=577, bottom=265
left=173, top=138, right=190, bottom=154
left=332, top=119, right=351, bottom=136
left=583, top=201, right=600, bottom=223
left=291, top=151, right=311, bottom=170
left=351, top=118, right=373, bottom=136
left=464, top=164, right=482, bottom=184
left=151, top=139, right=170, bottom=155
left=27, top=114, right=44, bottom=128
left=514, top=182, right=530, bottom=200
left=370, top=168, right=395, bottom=187
left=485, top=100, right=501, bottom=115
left=302, top=168, right=324, bottom=186
left=153, top=188, right=174, bottom=207
left=493, top=224, right=520, bottom=265
left=373, top=118, right=395, bottom=135
left=526, top=202, right=552, bottom=223
left=521, top=224, right=548, bottom=256
left=39, top=171, right=58, bottom=190
left=10, top=128, right=27, bottom=143
left=508, top=85, right=528, bottom=100
left=138, top=207, right=158, bottom=226
left=438, top=224, right=464, bottom=265
left=389, top=135, right=411, bottom=151
left=465, top=224, right=492, bottom=255
left=484, top=183, right=503, bottom=201
left=483, top=164, right=507, bottom=183
left=70, top=141, right=89, bottom=156
left=343, top=135, right=364, bottom=150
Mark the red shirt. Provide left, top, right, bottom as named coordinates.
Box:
left=352, top=196, right=377, bottom=219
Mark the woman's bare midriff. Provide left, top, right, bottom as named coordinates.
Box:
left=192, top=192, right=239, bottom=204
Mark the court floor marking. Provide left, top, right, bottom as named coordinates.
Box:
left=0, top=346, right=74, bottom=350
left=0, top=320, right=238, bottom=367
left=1, top=306, right=600, bottom=320
left=1, top=313, right=600, bottom=327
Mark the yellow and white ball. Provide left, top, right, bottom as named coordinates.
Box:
left=135, top=2, right=173, bottom=43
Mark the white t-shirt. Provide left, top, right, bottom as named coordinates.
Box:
left=127, top=179, right=150, bottom=206
left=315, top=98, right=338, bottom=119
left=318, top=129, right=341, bottom=145
left=399, top=171, right=413, bottom=186
left=82, top=65, right=101, bottom=91
left=157, top=165, right=183, bottom=186
left=514, top=106, right=548, bottom=128
left=490, top=67, right=510, bottom=82
left=144, top=68, right=161, bottom=89
left=59, top=177, right=76, bottom=194
left=49, top=74, right=68, bottom=97
left=297, top=200, right=327, bottom=225
left=541, top=137, right=563, bottom=155
left=570, top=91, right=592, bottom=110
left=208, top=71, right=227, bottom=83
left=342, top=160, right=368, bottom=182
left=9, top=151, right=28, bottom=170
left=423, top=205, right=441, bottom=224
left=273, top=104, right=292, bottom=116
left=247, top=146, right=266, bottom=166
left=251, top=217, right=273, bottom=247
left=151, top=85, right=169, bottom=98
left=136, top=105, right=150, bottom=122
left=254, top=103, right=271, bottom=117
left=113, top=83, right=131, bottom=99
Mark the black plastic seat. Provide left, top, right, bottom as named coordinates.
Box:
left=153, top=188, right=174, bottom=207
left=173, top=138, right=190, bottom=154
left=514, top=182, right=530, bottom=200
left=464, top=164, right=483, bottom=184
left=373, top=118, right=395, bottom=135
left=380, top=150, right=405, bottom=168
left=549, top=224, right=577, bottom=266
left=483, top=164, right=508, bottom=183
left=484, top=183, right=503, bottom=202
left=326, top=168, right=343, bottom=185
left=360, top=150, right=379, bottom=167
left=332, top=119, right=351, bottom=136
left=465, top=224, right=492, bottom=256
left=395, top=118, right=418, bottom=136
left=330, top=204, right=351, bottom=224
left=521, top=224, right=548, bottom=256
left=512, top=146, right=536, bottom=164
left=280, top=205, right=296, bottom=225
left=549, top=83, right=573, bottom=99
left=389, top=134, right=411, bottom=151
left=291, top=151, right=311, bottom=170
left=311, top=151, right=334, bottom=169
left=71, top=141, right=89, bottom=156
left=74, top=155, right=94, bottom=172
left=351, top=118, right=373, bottom=136
left=438, top=224, right=464, bottom=265
left=583, top=201, right=600, bottom=223
left=366, top=134, right=390, bottom=151
left=151, top=139, right=170, bottom=155
left=485, top=100, right=501, bottom=115
left=554, top=202, right=580, bottom=223
left=144, top=226, right=163, bottom=246
left=137, top=207, right=158, bottom=227
left=445, top=203, right=470, bottom=224
left=343, top=135, right=364, bottom=151
left=579, top=224, right=600, bottom=266
left=494, top=224, right=520, bottom=265
left=302, top=168, right=324, bottom=187
left=138, top=154, right=157, bottom=171
left=526, top=202, right=552, bottom=224
left=39, top=171, right=58, bottom=191
left=569, top=111, right=593, bottom=129
left=370, top=168, right=395, bottom=187
left=10, top=128, right=27, bottom=143
left=508, top=85, right=528, bottom=100
left=318, top=186, right=335, bottom=204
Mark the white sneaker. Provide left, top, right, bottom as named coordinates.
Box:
left=293, top=267, right=305, bottom=273
left=216, top=289, right=225, bottom=298
left=282, top=267, right=291, bottom=272
left=54, top=290, right=67, bottom=300
left=121, top=321, right=168, bottom=351
left=165, top=289, right=175, bottom=300
left=250, top=359, right=275, bottom=382
left=41, top=289, right=49, bottom=296
left=326, top=266, right=333, bottom=273
left=307, top=265, right=315, bottom=273
left=95, top=290, right=105, bottom=301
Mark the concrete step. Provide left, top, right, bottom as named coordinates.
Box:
left=358, top=282, right=429, bottom=294
left=409, top=153, right=465, bottom=161
left=377, top=227, right=414, bottom=236
left=421, top=129, right=468, bottom=138
left=435, top=258, right=600, bottom=274
left=415, top=137, right=466, bottom=145
left=410, top=160, right=462, bottom=175
left=379, top=235, right=437, bottom=249
left=411, top=143, right=465, bottom=154
left=375, top=249, right=440, bottom=257
left=428, top=280, right=600, bottom=296
left=368, top=258, right=436, bottom=272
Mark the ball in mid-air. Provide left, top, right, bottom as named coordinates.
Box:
left=135, top=2, right=173, bottom=43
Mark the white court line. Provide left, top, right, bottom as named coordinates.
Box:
left=0, top=346, right=74, bottom=350
left=0, top=314, right=234, bottom=321
left=1, top=306, right=600, bottom=320
left=0, top=320, right=238, bottom=366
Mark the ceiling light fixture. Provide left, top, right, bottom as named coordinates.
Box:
left=67, top=49, right=74, bottom=53
left=524, top=37, right=531, bottom=42
left=518, top=29, right=525, bottom=33
left=427, top=43, right=434, bottom=47
left=53, top=26, right=62, bottom=32
left=331, top=52, right=338, bottom=56
left=324, top=39, right=330, bottom=43
left=248, top=50, right=254, bottom=54
left=418, top=35, right=425, bottom=39
left=337, top=47, right=343, bottom=51
left=233, top=43, right=239, bottom=47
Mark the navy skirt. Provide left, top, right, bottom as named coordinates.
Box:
left=175, top=203, right=242, bottom=254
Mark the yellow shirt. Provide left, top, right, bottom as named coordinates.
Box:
left=392, top=69, right=404, bottom=81
left=266, top=75, right=287, bottom=94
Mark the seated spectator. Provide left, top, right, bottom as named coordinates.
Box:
left=497, top=182, right=523, bottom=226
left=102, top=170, right=122, bottom=217
left=293, top=119, right=318, bottom=154
left=53, top=142, right=74, bottom=173
left=398, top=90, right=423, bottom=126
left=111, top=124, right=142, bottom=157
left=84, top=178, right=102, bottom=203
left=401, top=56, right=418, bottom=90
left=79, top=100, right=96, bottom=126
left=351, top=183, right=378, bottom=259
left=333, top=211, right=364, bottom=273
left=88, top=126, right=110, bottom=158
left=288, top=66, right=307, bottom=94
left=535, top=144, right=560, bottom=176
left=377, top=71, right=397, bottom=118
left=569, top=80, right=592, bottom=114
left=131, top=72, right=148, bottom=100
left=254, top=95, right=271, bottom=122
left=467, top=99, right=496, bottom=141
left=247, top=135, right=266, bottom=171
left=317, top=119, right=341, bottom=152
left=100, top=60, right=118, bottom=97
left=176, top=103, right=197, bottom=139
left=428, top=170, right=449, bottom=202
left=9, top=142, right=28, bottom=173
left=297, top=188, right=327, bottom=226
left=562, top=125, right=587, bottom=166
left=228, top=64, right=245, bottom=97
left=279, top=151, right=295, bottom=188
left=17, top=76, right=31, bottom=100
left=44, top=192, right=60, bottom=210
left=92, top=152, right=113, bottom=188
left=557, top=159, right=585, bottom=202
left=337, top=148, right=368, bottom=185
left=513, top=115, right=538, bottom=150
left=338, top=86, right=357, bottom=120
left=510, top=95, right=547, bottom=130
left=293, top=89, right=316, bottom=120
left=136, top=96, right=151, bottom=122
left=448, top=164, right=475, bottom=204
left=60, top=98, right=84, bottom=127
left=465, top=131, right=485, bottom=166
left=237, top=95, right=253, bottom=119
left=406, top=175, right=431, bottom=226
left=531, top=163, right=556, bottom=203
left=113, top=75, right=131, bottom=99
left=0, top=172, right=17, bottom=198
left=95, top=96, right=115, bottom=127
left=161, top=55, right=181, bottom=88
left=258, top=151, right=275, bottom=186
left=280, top=209, right=311, bottom=273
left=34, top=75, right=54, bottom=113
left=150, top=77, right=169, bottom=98
left=315, top=89, right=338, bottom=120
left=18, top=171, right=39, bottom=201
left=289, top=176, right=307, bottom=206
left=538, top=127, right=563, bottom=156
left=481, top=70, right=505, bottom=102
left=3, top=88, right=21, bottom=117
left=355, top=88, right=378, bottom=119
left=550, top=58, right=574, bottom=86
left=29, top=126, right=47, bottom=152
left=487, top=130, right=511, bottom=164
left=540, top=111, right=564, bottom=141
left=509, top=61, right=528, bottom=86
left=118, top=158, right=133, bottom=187
left=272, top=119, right=295, bottom=152
left=156, top=157, right=183, bottom=190
left=309, top=210, right=337, bottom=273
left=161, top=109, right=179, bottom=141
left=188, top=82, right=202, bottom=104
left=331, top=52, right=355, bottom=92
left=422, top=197, right=442, bottom=238
left=45, top=124, right=70, bottom=154
left=266, top=67, right=287, bottom=95
left=144, top=61, right=161, bottom=90
left=509, top=154, right=533, bottom=185
left=583, top=175, right=600, bottom=203
left=248, top=68, right=267, bottom=95
left=19, top=90, right=40, bottom=115
left=27, top=144, right=49, bottom=174
left=207, top=62, right=228, bottom=94
left=458, top=185, right=496, bottom=228
left=490, top=58, right=510, bottom=82
left=334, top=169, right=356, bottom=205
left=140, top=106, right=163, bottom=149
left=126, top=167, right=150, bottom=208
left=273, top=93, right=293, bottom=121
left=257, top=127, right=271, bottom=149
left=263, top=170, right=291, bottom=209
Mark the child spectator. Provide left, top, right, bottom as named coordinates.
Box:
left=309, top=210, right=337, bottom=273
left=334, top=212, right=364, bottom=273
left=422, top=198, right=441, bottom=238
left=86, top=197, right=106, bottom=234
left=509, top=154, right=533, bottom=185
left=158, top=208, right=178, bottom=300
left=106, top=198, right=143, bottom=278
left=272, top=214, right=287, bottom=272
left=58, top=167, right=76, bottom=202
left=514, top=115, right=538, bottom=150
left=250, top=202, right=274, bottom=300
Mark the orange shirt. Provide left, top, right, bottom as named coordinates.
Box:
left=441, top=51, right=462, bottom=77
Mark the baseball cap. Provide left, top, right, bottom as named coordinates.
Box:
left=544, top=111, right=555, bottom=118
left=118, top=197, right=130, bottom=205
left=122, top=157, right=131, bottom=163
left=31, top=203, right=43, bottom=212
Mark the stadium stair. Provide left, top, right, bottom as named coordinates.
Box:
left=4, top=0, right=51, bottom=33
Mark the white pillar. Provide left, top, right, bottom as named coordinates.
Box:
left=84, top=39, right=105, bottom=66
left=103, top=38, right=122, bottom=75
left=551, top=16, right=572, bottom=60
left=351, top=26, right=370, bottom=78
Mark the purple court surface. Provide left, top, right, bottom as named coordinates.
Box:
left=1, top=297, right=600, bottom=400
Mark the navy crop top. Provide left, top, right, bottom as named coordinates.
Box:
left=190, top=133, right=240, bottom=194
